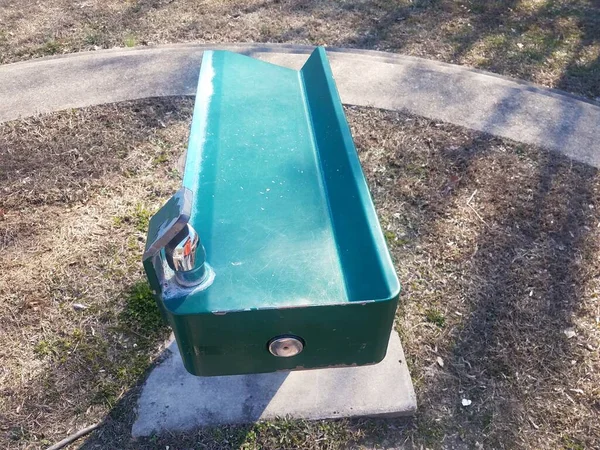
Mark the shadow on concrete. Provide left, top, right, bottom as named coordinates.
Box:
left=80, top=343, right=289, bottom=447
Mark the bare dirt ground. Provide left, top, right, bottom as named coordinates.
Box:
left=1, top=98, right=599, bottom=449
left=0, top=0, right=599, bottom=99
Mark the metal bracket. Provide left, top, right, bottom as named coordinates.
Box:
left=143, top=188, right=207, bottom=287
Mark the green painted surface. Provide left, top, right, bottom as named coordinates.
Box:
left=174, top=300, right=398, bottom=376
left=179, top=49, right=346, bottom=313
left=144, top=48, right=400, bottom=375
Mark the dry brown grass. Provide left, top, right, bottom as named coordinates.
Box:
left=350, top=107, right=600, bottom=449
left=0, top=98, right=191, bottom=449
left=0, top=0, right=599, bottom=99
left=1, top=99, right=599, bottom=449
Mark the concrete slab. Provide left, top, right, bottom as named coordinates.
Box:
left=131, top=331, right=416, bottom=437
left=1, top=44, right=600, bottom=167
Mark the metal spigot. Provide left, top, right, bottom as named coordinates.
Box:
left=165, top=224, right=207, bottom=287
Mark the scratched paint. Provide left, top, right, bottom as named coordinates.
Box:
left=183, top=50, right=215, bottom=195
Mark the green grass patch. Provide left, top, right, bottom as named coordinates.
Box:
left=240, top=418, right=355, bottom=450
left=113, top=203, right=153, bottom=232
left=425, top=308, right=446, bottom=327
left=121, top=281, right=166, bottom=337
left=415, top=417, right=444, bottom=446
left=43, top=39, right=61, bottom=55
left=133, top=203, right=152, bottom=232
left=123, top=34, right=137, bottom=48
left=152, top=151, right=169, bottom=165
left=562, top=435, right=586, bottom=450
left=84, top=32, right=103, bottom=46
left=34, top=338, right=72, bottom=359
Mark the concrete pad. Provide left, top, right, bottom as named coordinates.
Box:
left=2, top=44, right=600, bottom=167
left=131, top=331, right=416, bottom=437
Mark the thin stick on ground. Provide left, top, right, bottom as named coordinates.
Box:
left=466, top=189, right=488, bottom=226
left=46, top=423, right=100, bottom=450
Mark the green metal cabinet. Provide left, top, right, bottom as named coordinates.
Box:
left=143, top=48, right=400, bottom=376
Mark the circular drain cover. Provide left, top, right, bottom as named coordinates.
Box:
left=268, top=336, right=304, bottom=357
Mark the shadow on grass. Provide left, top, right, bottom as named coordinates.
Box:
left=79, top=105, right=599, bottom=449
left=343, top=104, right=600, bottom=447
left=4, top=94, right=598, bottom=448
left=444, top=149, right=597, bottom=448
left=266, top=0, right=600, bottom=99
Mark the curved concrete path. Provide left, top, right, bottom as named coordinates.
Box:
left=1, top=43, right=600, bottom=167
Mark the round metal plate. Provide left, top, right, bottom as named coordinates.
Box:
left=268, top=336, right=304, bottom=357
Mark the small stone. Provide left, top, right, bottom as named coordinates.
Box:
left=462, top=398, right=472, bottom=407
left=563, top=328, right=577, bottom=339
left=73, top=303, right=88, bottom=311
left=436, top=357, right=444, bottom=368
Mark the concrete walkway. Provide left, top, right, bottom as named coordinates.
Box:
left=1, top=43, right=600, bottom=167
